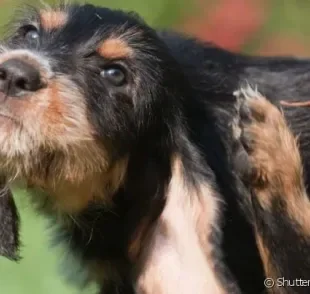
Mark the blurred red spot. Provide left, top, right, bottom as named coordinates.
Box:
left=182, top=0, right=267, bottom=51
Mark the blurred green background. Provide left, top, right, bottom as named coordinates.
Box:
left=1, top=0, right=310, bottom=293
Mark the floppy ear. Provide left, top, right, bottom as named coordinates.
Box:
left=134, top=155, right=237, bottom=294
left=0, top=184, right=20, bottom=261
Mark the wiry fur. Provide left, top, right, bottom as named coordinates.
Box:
left=233, top=87, right=310, bottom=294
left=0, top=3, right=237, bottom=294
left=2, top=3, right=310, bottom=294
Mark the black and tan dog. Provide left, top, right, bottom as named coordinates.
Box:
left=1, top=3, right=310, bottom=294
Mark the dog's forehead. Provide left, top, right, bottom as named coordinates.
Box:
left=35, top=5, right=141, bottom=41
left=11, top=4, right=144, bottom=56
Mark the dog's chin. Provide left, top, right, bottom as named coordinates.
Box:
left=0, top=112, right=21, bottom=137
left=0, top=113, right=17, bottom=124
left=0, top=129, right=44, bottom=182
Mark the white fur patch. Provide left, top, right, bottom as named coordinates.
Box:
left=233, top=84, right=263, bottom=101
left=135, top=156, right=225, bottom=294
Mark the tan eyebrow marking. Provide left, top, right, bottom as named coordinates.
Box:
left=40, top=10, right=68, bottom=31
left=97, top=38, right=133, bottom=59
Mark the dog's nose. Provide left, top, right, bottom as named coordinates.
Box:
left=0, top=59, right=45, bottom=97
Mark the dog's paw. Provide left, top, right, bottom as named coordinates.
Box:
left=234, top=87, right=303, bottom=207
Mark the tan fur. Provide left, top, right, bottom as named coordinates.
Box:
left=255, top=234, right=285, bottom=294
left=237, top=89, right=305, bottom=210
left=255, top=231, right=275, bottom=279
left=135, top=155, right=226, bottom=294
left=286, top=196, right=310, bottom=236
left=237, top=88, right=310, bottom=270
left=0, top=50, right=128, bottom=214
left=40, top=10, right=68, bottom=30
left=26, top=157, right=128, bottom=214
left=97, top=38, right=133, bottom=59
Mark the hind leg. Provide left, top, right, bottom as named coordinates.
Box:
left=234, top=88, right=310, bottom=294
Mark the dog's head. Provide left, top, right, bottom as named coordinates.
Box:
left=0, top=3, right=186, bottom=218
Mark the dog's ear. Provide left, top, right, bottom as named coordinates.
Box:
left=0, top=184, right=20, bottom=261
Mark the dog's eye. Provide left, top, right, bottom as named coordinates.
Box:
left=100, top=66, right=126, bottom=86
left=21, top=25, right=39, bottom=45
left=25, top=30, right=39, bottom=43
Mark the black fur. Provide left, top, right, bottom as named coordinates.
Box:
left=159, top=31, right=310, bottom=293
left=0, top=182, right=20, bottom=261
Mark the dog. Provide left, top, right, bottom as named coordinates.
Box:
left=0, top=3, right=238, bottom=294
left=1, top=3, right=310, bottom=294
